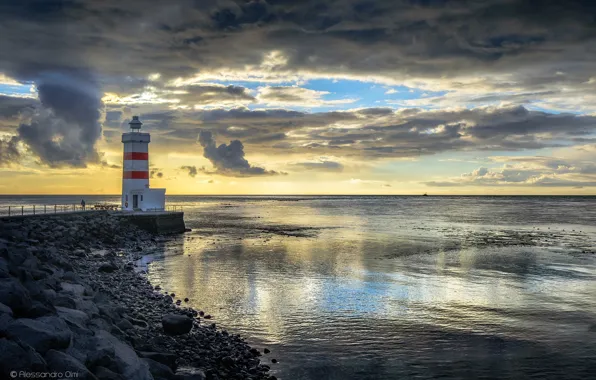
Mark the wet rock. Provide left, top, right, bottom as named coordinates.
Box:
left=6, top=316, right=72, bottom=354
left=162, top=314, right=193, bottom=336
left=174, top=367, right=206, bottom=380
left=45, top=349, right=98, bottom=380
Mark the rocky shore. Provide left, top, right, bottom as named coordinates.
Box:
left=0, top=212, right=275, bottom=380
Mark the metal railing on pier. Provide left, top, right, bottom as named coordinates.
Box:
left=0, top=203, right=183, bottom=217
left=144, top=205, right=184, bottom=212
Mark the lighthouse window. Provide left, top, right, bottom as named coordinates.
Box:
left=125, top=195, right=128, bottom=201
left=141, top=195, right=143, bottom=201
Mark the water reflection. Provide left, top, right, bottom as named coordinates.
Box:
left=144, top=197, right=596, bottom=379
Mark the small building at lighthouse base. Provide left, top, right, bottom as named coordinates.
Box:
left=124, top=188, right=166, bottom=212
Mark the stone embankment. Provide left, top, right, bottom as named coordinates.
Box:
left=0, top=212, right=274, bottom=380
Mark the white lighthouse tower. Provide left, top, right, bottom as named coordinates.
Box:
left=121, top=116, right=165, bottom=211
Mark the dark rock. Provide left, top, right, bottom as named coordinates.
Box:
left=170, top=293, right=175, bottom=298
left=26, top=300, right=56, bottom=318
left=94, top=330, right=152, bottom=380
left=94, top=366, right=126, bottom=380
left=271, top=359, right=277, bottom=364
left=184, top=298, right=189, bottom=303
left=162, top=314, right=193, bottom=335
left=129, top=318, right=148, bottom=329
left=0, top=277, right=33, bottom=316
left=204, top=315, right=212, bottom=320
left=0, top=302, right=13, bottom=317
left=143, top=357, right=175, bottom=379
left=0, top=338, right=47, bottom=376
left=98, top=262, right=118, bottom=273
left=61, top=282, right=86, bottom=297
left=45, top=349, right=98, bottom=380
left=56, top=306, right=90, bottom=330
left=198, top=311, right=204, bottom=317
left=6, top=316, right=72, bottom=354
left=117, top=319, right=134, bottom=331
left=263, top=348, right=270, bottom=354
left=137, top=351, right=178, bottom=371
left=221, top=356, right=234, bottom=367
left=54, top=295, right=77, bottom=309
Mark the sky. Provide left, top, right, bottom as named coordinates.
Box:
left=0, top=0, right=595, bottom=195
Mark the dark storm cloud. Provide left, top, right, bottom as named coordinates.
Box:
left=3, top=0, right=596, bottom=89
left=197, top=130, right=282, bottom=177
left=16, top=72, right=103, bottom=167
left=129, top=105, right=596, bottom=159
left=2, top=0, right=595, bottom=168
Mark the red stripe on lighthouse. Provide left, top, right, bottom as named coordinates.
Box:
left=123, top=152, right=149, bottom=160
left=123, top=171, right=149, bottom=179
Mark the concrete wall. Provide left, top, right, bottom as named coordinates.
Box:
left=0, top=210, right=186, bottom=235
left=116, top=212, right=186, bottom=235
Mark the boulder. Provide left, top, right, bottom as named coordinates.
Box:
left=61, top=282, right=86, bottom=297
left=94, top=366, right=126, bottom=380
left=45, top=349, right=98, bottom=380
left=0, top=338, right=47, bottom=376
left=161, top=314, right=193, bottom=335
left=116, top=319, right=134, bottom=331
left=26, top=300, right=56, bottom=318
left=0, top=302, right=13, bottom=317
left=0, top=277, right=32, bottom=316
left=0, top=258, right=9, bottom=278
left=137, top=351, right=178, bottom=371
left=6, top=316, right=72, bottom=354
left=56, top=306, right=90, bottom=329
left=98, top=262, right=119, bottom=273
left=143, top=358, right=176, bottom=379
left=94, top=330, right=153, bottom=380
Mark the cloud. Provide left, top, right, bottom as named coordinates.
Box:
left=197, top=130, right=283, bottom=177
left=0, top=136, right=21, bottom=166
left=256, top=86, right=356, bottom=107
left=150, top=168, right=163, bottom=178
left=289, top=158, right=344, bottom=172
left=180, top=165, right=198, bottom=177
left=426, top=154, right=596, bottom=188
left=15, top=71, right=104, bottom=167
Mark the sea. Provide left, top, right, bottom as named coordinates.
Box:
left=1, top=195, right=596, bottom=379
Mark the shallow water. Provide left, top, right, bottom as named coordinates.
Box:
left=136, top=196, right=596, bottom=379
left=3, top=195, right=595, bottom=378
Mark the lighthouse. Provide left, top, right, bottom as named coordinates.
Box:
left=121, top=116, right=165, bottom=211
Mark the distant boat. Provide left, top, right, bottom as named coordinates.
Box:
left=423, top=193, right=428, bottom=196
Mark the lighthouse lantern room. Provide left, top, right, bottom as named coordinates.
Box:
left=121, top=116, right=166, bottom=211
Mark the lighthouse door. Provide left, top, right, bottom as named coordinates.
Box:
left=133, top=195, right=139, bottom=209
